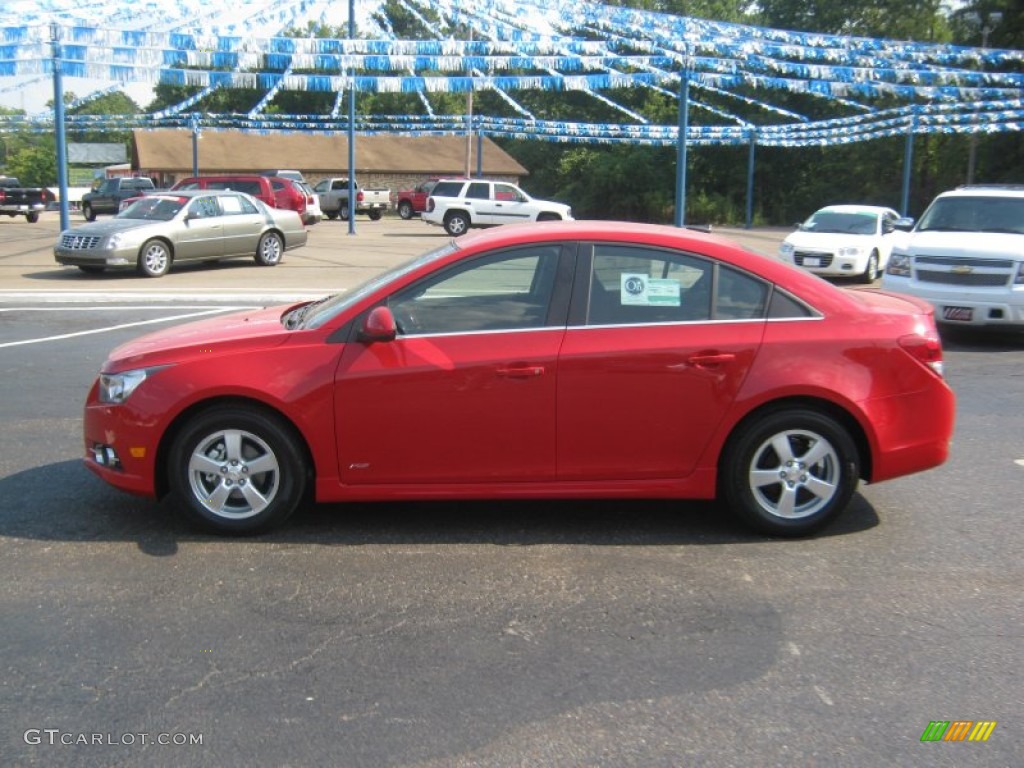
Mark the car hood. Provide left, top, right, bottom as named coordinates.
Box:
left=783, top=230, right=876, bottom=248
left=903, top=230, right=1024, bottom=258
left=104, top=305, right=293, bottom=371
left=61, top=218, right=168, bottom=237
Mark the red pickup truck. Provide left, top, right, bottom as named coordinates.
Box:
left=396, top=177, right=465, bottom=220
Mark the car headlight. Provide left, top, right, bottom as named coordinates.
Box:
left=98, top=366, right=168, bottom=404
left=105, top=233, right=127, bottom=249
left=778, top=242, right=794, bottom=258
left=837, top=246, right=865, bottom=258
left=886, top=252, right=912, bottom=277
left=1016, top=263, right=1024, bottom=285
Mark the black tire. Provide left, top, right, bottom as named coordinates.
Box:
left=397, top=201, right=414, bottom=220
left=325, top=211, right=339, bottom=220
left=137, top=239, right=171, bottom=277
left=168, top=406, right=307, bottom=535
left=339, top=204, right=350, bottom=221
left=255, top=231, right=284, bottom=266
left=536, top=212, right=560, bottom=222
left=444, top=211, right=470, bottom=236
left=77, top=265, right=106, bottom=274
left=720, top=409, right=860, bottom=537
left=26, top=212, right=40, bottom=223
left=368, top=209, right=383, bottom=221
left=83, top=203, right=96, bottom=222
left=859, top=250, right=880, bottom=284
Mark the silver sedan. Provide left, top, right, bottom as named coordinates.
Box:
left=54, top=189, right=308, bottom=277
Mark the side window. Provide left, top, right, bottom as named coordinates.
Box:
left=188, top=196, right=221, bottom=219
left=465, top=182, right=490, bottom=200
left=176, top=181, right=201, bottom=190
left=218, top=194, right=257, bottom=215
left=494, top=184, right=521, bottom=202
left=387, top=246, right=562, bottom=335
left=430, top=181, right=463, bottom=198
left=715, top=266, right=769, bottom=320
left=587, top=245, right=712, bottom=325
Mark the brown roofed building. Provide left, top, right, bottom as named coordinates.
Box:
left=130, top=129, right=528, bottom=197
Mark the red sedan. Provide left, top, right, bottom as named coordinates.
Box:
left=83, top=221, right=955, bottom=536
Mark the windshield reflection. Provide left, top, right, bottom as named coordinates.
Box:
left=302, top=242, right=459, bottom=330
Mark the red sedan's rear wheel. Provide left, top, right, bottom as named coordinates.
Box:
left=721, top=409, right=860, bottom=536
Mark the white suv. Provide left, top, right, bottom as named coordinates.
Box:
left=421, top=179, right=573, bottom=236
left=881, top=185, right=1024, bottom=328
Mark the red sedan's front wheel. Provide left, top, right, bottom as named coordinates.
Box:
left=168, top=406, right=307, bottom=535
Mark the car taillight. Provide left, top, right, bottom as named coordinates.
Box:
left=427, top=198, right=434, bottom=212
left=0, top=191, right=6, bottom=203
left=357, top=190, right=364, bottom=202
left=899, top=331, right=944, bottom=377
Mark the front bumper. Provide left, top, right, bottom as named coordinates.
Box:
left=83, top=385, right=159, bottom=497
left=880, top=277, right=1024, bottom=327
left=54, top=246, right=138, bottom=269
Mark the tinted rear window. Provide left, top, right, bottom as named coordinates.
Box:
left=430, top=181, right=465, bottom=198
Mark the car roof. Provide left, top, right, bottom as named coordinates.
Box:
left=940, top=184, right=1024, bottom=198
left=147, top=189, right=260, bottom=200
left=811, top=204, right=895, bottom=215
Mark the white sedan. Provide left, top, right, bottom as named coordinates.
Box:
left=778, top=205, right=905, bottom=283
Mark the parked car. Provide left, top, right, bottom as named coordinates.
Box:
left=777, top=205, right=905, bottom=283
left=261, top=170, right=306, bottom=182
left=395, top=177, right=454, bottom=220
left=881, top=185, right=1024, bottom=328
left=81, top=220, right=953, bottom=537
left=55, top=190, right=307, bottom=277
left=171, top=175, right=319, bottom=225
left=421, top=178, right=573, bottom=236
left=82, top=177, right=160, bottom=220
left=313, top=177, right=391, bottom=220
left=0, top=175, right=51, bottom=223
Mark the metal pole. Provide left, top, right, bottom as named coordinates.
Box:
left=674, top=68, right=690, bottom=228
left=901, top=113, right=915, bottom=217
left=50, top=23, right=69, bottom=231
left=191, top=114, right=200, bottom=177
left=966, top=22, right=996, bottom=185
left=465, top=29, right=473, bottom=178
left=476, top=130, right=483, bottom=178
left=347, top=0, right=356, bottom=235
left=745, top=130, right=756, bottom=230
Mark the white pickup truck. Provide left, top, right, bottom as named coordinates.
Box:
left=312, top=178, right=391, bottom=221
left=421, top=178, right=573, bottom=236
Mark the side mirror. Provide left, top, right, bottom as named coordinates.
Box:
left=359, top=306, right=397, bottom=343
left=894, top=217, right=915, bottom=232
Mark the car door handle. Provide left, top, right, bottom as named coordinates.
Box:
left=497, top=366, right=545, bottom=378
left=687, top=352, right=736, bottom=368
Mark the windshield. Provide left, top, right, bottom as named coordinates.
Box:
left=801, top=211, right=877, bottom=235
left=119, top=196, right=186, bottom=221
left=299, top=242, right=460, bottom=330
left=917, top=196, right=1024, bottom=234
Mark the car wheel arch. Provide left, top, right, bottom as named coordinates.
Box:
left=715, top=396, right=873, bottom=485
left=153, top=395, right=317, bottom=501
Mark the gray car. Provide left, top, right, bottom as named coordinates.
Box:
left=54, top=189, right=308, bottom=277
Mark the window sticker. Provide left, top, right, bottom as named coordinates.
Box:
left=620, top=273, right=681, bottom=306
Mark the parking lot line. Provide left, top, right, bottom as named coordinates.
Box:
left=0, top=308, right=240, bottom=349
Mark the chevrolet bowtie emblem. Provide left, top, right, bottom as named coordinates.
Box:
left=950, top=265, right=974, bottom=274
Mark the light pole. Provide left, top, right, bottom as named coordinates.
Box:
left=190, top=114, right=201, bottom=177
left=50, top=22, right=70, bottom=231
left=965, top=12, right=1002, bottom=185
